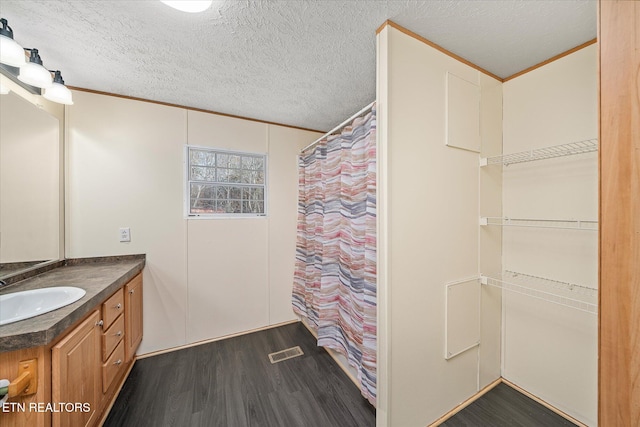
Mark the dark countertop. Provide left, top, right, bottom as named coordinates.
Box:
left=0, top=255, right=145, bottom=352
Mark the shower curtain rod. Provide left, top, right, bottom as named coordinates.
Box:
left=300, top=101, right=375, bottom=154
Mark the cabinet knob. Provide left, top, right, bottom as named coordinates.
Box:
left=96, top=320, right=104, bottom=327
left=129, top=289, right=135, bottom=294
left=115, top=303, right=122, bottom=310
left=116, top=331, right=122, bottom=337
left=114, top=359, right=122, bottom=366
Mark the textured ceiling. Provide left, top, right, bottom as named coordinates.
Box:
left=0, top=1, right=596, bottom=131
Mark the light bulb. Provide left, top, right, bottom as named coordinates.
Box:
left=43, top=71, right=73, bottom=104
left=160, top=1, right=213, bottom=13
left=18, top=62, right=52, bottom=88
left=17, top=49, right=52, bottom=89
left=0, top=35, right=25, bottom=66
left=43, top=82, right=73, bottom=105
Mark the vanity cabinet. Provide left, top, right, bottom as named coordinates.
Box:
left=51, top=275, right=142, bottom=426
left=0, top=272, right=143, bottom=427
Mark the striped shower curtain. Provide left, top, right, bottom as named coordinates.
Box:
left=292, top=105, right=377, bottom=406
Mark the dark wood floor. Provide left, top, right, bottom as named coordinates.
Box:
left=104, top=322, right=375, bottom=427
left=440, top=383, right=578, bottom=427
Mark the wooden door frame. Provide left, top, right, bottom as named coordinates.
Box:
left=598, top=1, right=640, bottom=425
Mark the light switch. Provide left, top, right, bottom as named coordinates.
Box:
left=119, top=227, right=131, bottom=242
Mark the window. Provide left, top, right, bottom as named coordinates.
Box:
left=186, top=146, right=267, bottom=217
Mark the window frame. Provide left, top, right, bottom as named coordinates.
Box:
left=184, top=145, right=268, bottom=219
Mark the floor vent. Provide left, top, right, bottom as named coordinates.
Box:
left=268, top=346, right=304, bottom=364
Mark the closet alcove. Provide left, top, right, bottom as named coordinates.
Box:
left=375, top=22, right=597, bottom=426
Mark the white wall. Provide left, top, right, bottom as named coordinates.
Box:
left=377, top=25, right=502, bottom=427
left=67, top=90, right=320, bottom=354
left=501, top=45, right=598, bottom=426
left=478, top=64, right=504, bottom=391
left=66, top=91, right=188, bottom=354
left=1, top=91, right=60, bottom=263
left=267, top=125, right=317, bottom=324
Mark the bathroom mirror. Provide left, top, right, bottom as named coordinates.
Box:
left=0, top=88, right=63, bottom=279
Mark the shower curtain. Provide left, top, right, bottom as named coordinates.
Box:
left=292, top=105, right=377, bottom=406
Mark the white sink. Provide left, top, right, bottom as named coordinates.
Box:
left=0, top=287, right=86, bottom=326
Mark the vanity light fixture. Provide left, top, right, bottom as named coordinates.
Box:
left=0, top=18, right=25, bottom=67
left=18, top=48, right=52, bottom=89
left=160, top=1, right=213, bottom=13
left=43, top=70, right=73, bottom=105
left=0, top=18, right=73, bottom=105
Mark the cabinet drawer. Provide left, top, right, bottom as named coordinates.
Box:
left=102, top=314, right=125, bottom=362
left=102, top=340, right=125, bottom=393
left=102, top=289, right=124, bottom=329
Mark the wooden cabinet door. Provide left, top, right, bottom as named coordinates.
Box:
left=52, top=310, right=101, bottom=427
left=125, top=273, right=143, bottom=362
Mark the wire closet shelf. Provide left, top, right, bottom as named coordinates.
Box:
left=480, top=138, right=598, bottom=167
left=479, top=217, right=598, bottom=231
left=480, top=271, right=597, bottom=314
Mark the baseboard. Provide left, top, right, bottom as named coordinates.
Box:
left=428, top=377, right=589, bottom=427
left=136, top=319, right=299, bottom=359
left=428, top=378, right=502, bottom=426
left=500, top=379, right=588, bottom=427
